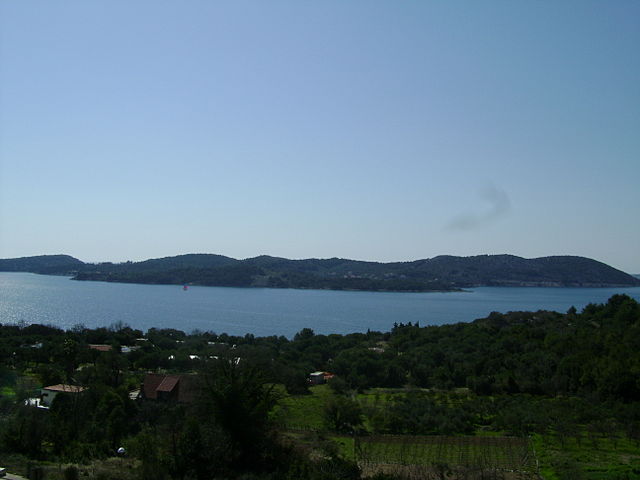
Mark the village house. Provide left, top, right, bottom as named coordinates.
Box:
left=308, top=371, right=335, bottom=385
left=40, top=384, right=86, bottom=407
left=140, top=373, right=195, bottom=403
left=88, top=344, right=112, bottom=352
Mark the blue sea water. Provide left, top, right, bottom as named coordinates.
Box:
left=1, top=272, right=639, bottom=337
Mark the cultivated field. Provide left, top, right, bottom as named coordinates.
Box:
left=356, top=435, right=537, bottom=479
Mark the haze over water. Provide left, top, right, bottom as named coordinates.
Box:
left=2, top=272, right=639, bottom=338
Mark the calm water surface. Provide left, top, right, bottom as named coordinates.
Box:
left=2, top=272, right=639, bottom=337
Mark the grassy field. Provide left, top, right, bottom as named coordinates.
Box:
left=356, top=435, right=534, bottom=470
left=533, top=432, right=640, bottom=480
left=276, top=385, right=474, bottom=431
left=1, top=386, right=16, bottom=398
left=277, top=386, right=640, bottom=479
left=323, top=434, right=539, bottom=480
left=276, top=384, right=333, bottom=430
left=277, top=386, right=539, bottom=478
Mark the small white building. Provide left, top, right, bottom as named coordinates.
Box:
left=309, top=371, right=335, bottom=385
left=40, top=384, right=86, bottom=407
left=24, top=397, right=49, bottom=409
left=309, top=371, right=326, bottom=385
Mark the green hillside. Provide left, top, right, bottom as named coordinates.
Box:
left=1, top=253, right=638, bottom=291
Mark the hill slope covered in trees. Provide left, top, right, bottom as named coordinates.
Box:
left=0, top=254, right=84, bottom=274
left=1, top=253, right=638, bottom=291
left=1, top=295, right=639, bottom=479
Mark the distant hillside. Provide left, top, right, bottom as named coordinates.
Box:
left=0, top=254, right=84, bottom=275
left=1, top=253, right=638, bottom=291
left=89, top=253, right=238, bottom=272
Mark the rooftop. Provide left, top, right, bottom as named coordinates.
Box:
left=89, top=344, right=112, bottom=352
left=42, top=384, right=86, bottom=393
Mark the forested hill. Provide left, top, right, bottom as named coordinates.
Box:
left=0, top=254, right=84, bottom=274
left=1, top=253, right=639, bottom=291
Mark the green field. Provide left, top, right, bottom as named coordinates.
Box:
left=533, top=433, right=640, bottom=480
left=276, top=386, right=640, bottom=479
left=277, top=385, right=472, bottom=431
left=1, top=386, right=16, bottom=398
left=276, top=384, right=333, bottom=430
left=357, top=435, right=535, bottom=470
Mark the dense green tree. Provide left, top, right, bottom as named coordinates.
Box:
left=195, top=357, right=280, bottom=472
left=323, top=395, right=363, bottom=433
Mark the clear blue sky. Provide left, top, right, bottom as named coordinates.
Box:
left=1, top=1, right=639, bottom=272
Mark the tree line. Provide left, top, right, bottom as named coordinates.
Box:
left=0, top=294, right=639, bottom=479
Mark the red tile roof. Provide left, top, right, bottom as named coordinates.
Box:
left=43, top=384, right=86, bottom=393
left=89, top=344, right=112, bottom=352
left=142, top=373, right=194, bottom=402
left=157, top=375, right=180, bottom=392
left=142, top=373, right=167, bottom=400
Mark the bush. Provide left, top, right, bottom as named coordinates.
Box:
left=323, top=396, right=363, bottom=433
left=63, top=465, right=79, bottom=480
left=328, top=376, right=350, bottom=395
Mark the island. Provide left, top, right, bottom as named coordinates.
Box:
left=1, top=253, right=639, bottom=292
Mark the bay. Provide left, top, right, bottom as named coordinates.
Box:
left=1, top=272, right=639, bottom=338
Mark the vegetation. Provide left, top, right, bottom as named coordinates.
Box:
left=1, top=295, right=639, bottom=478
left=0, top=255, right=84, bottom=275
left=2, top=253, right=639, bottom=292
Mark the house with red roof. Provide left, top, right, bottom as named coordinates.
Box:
left=88, top=344, right=112, bottom=352
left=141, top=373, right=195, bottom=403
left=308, top=371, right=335, bottom=385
